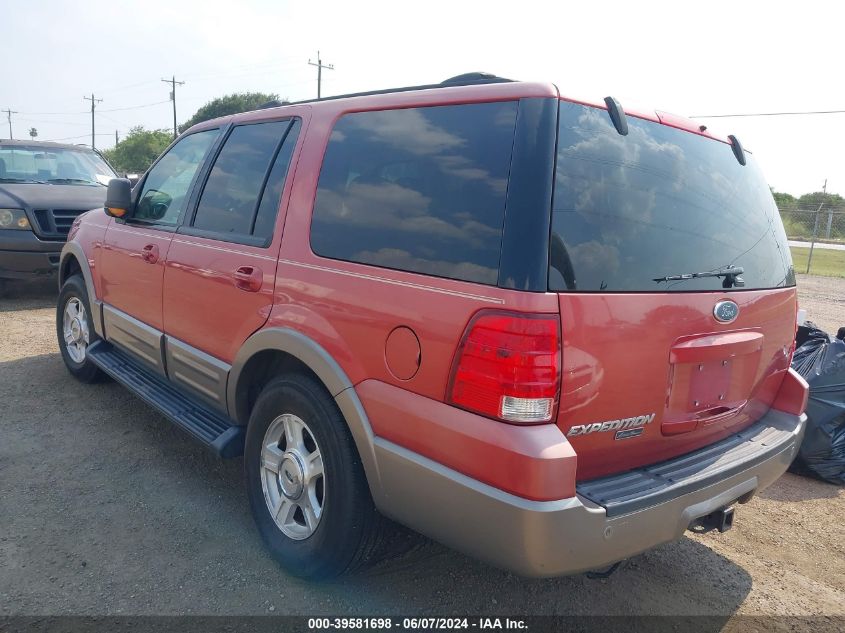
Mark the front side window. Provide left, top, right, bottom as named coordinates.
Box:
left=134, top=130, right=217, bottom=225
left=549, top=101, right=795, bottom=292
left=191, top=120, right=296, bottom=241
left=310, top=101, right=519, bottom=285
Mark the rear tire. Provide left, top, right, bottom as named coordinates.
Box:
left=244, top=373, right=386, bottom=579
left=56, top=274, right=104, bottom=383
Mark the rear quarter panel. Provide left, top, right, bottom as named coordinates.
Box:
left=267, top=89, right=560, bottom=402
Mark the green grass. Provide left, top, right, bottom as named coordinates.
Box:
left=791, top=246, right=845, bottom=278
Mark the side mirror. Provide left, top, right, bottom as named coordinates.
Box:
left=125, top=173, right=140, bottom=188
left=104, top=178, right=132, bottom=218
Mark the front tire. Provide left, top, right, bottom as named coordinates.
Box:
left=244, top=374, right=385, bottom=579
left=56, top=274, right=104, bottom=383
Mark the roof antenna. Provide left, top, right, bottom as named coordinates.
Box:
left=728, top=134, right=747, bottom=166
left=604, top=97, right=628, bottom=136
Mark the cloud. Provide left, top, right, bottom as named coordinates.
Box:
left=351, top=247, right=498, bottom=285
left=346, top=109, right=466, bottom=157
left=317, top=179, right=501, bottom=250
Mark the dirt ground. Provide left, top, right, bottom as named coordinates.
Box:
left=795, top=273, right=845, bottom=334
left=0, top=277, right=843, bottom=626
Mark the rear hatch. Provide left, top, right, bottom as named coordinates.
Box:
left=549, top=101, right=797, bottom=480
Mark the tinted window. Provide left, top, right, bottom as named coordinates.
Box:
left=549, top=102, right=795, bottom=292
left=253, top=120, right=300, bottom=240
left=135, top=130, right=217, bottom=225
left=193, top=121, right=290, bottom=238
left=310, top=102, right=518, bottom=285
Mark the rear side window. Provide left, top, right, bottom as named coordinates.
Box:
left=310, top=102, right=518, bottom=285
left=253, top=120, right=301, bottom=240
left=549, top=102, right=795, bottom=292
left=191, top=119, right=297, bottom=243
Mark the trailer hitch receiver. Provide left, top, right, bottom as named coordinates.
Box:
left=689, top=506, right=735, bottom=534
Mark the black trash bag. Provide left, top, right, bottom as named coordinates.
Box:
left=790, top=326, right=845, bottom=485
left=795, top=320, right=830, bottom=348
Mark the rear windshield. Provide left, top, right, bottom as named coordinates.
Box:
left=549, top=101, right=795, bottom=292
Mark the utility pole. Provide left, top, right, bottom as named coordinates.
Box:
left=806, top=180, right=827, bottom=275
left=3, top=108, right=18, bottom=139
left=308, top=51, right=334, bottom=99
left=115, top=129, right=119, bottom=145
left=822, top=178, right=835, bottom=239
left=162, top=75, right=185, bottom=139
left=83, top=94, right=102, bottom=149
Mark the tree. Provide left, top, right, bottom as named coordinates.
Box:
left=771, top=189, right=797, bottom=211
left=180, top=92, right=282, bottom=132
left=101, top=126, right=172, bottom=174
left=796, top=191, right=845, bottom=210
left=28, top=127, right=37, bottom=139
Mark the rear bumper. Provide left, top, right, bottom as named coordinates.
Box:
left=0, top=230, right=62, bottom=279
left=369, top=407, right=805, bottom=577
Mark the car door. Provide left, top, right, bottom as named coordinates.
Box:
left=161, top=118, right=301, bottom=408
left=100, top=129, right=219, bottom=373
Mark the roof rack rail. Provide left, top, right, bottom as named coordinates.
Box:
left=258, top=100, right=287, bottom=109
left=441, top=72, right=513, bottom=86
left=277, top=73, right=515, bottom=107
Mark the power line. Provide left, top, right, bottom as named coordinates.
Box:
left=179, top=54, right=304, bottom=80
left=691, top=109, right=845, bottom=119
left=98, top=112, right=128, bottom=127
left=308, top=51, right=334, bottom=99
left=83, top=93, right=102, bottom=150
left=185, top=60, right=304, bottom=83
left=162, top=76, right=185, bottom=139
left=17, top=100, right=168, bottom=117
left=99, top=100, right=170, bottom=113
left=41, top=132, right=112, bottom=142
left=98, top=79, right=162, bottom=96
left=15, top=109, right=88, bottom=116
left=16, top=116, right=89, bottom=127
left=3, top=108, right=19, bottom=139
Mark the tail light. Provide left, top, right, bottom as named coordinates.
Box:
left=447, top=310, right=561, bottom=424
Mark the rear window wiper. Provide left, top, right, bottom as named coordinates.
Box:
left=653, top=265, right=745, bottom=288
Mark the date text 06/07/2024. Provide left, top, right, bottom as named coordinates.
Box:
left=307, top=617, right=528, bottom=630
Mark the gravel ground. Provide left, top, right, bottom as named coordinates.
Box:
left=1, top=278, right=843, bottom=625
left=796, top=274, right=845, bottom=335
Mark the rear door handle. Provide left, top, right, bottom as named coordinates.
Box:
left=233, top=265, right=263, bottom=292
left=141, top=243, right=159, bottom=264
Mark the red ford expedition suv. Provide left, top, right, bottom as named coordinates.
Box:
left=56, top=74, right=809, bottom=579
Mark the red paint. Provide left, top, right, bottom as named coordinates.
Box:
left=771, top=368, right=809, bottom=416
left=69, top=80, right=803, bottom=501
left=556, top=289, right=797, bottom=480
left=100, top=223, right=173, bottom=331
left=384, top=327, right=421, bottom=381
left=358, top=378, right=578, bottom=500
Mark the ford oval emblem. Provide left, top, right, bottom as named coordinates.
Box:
left=714, top=300, right=739, bottom=323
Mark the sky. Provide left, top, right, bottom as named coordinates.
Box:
left=2, top=0, right=843, bottom=197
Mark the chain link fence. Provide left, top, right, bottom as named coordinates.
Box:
left=779, top=208, right=845, bottom=276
